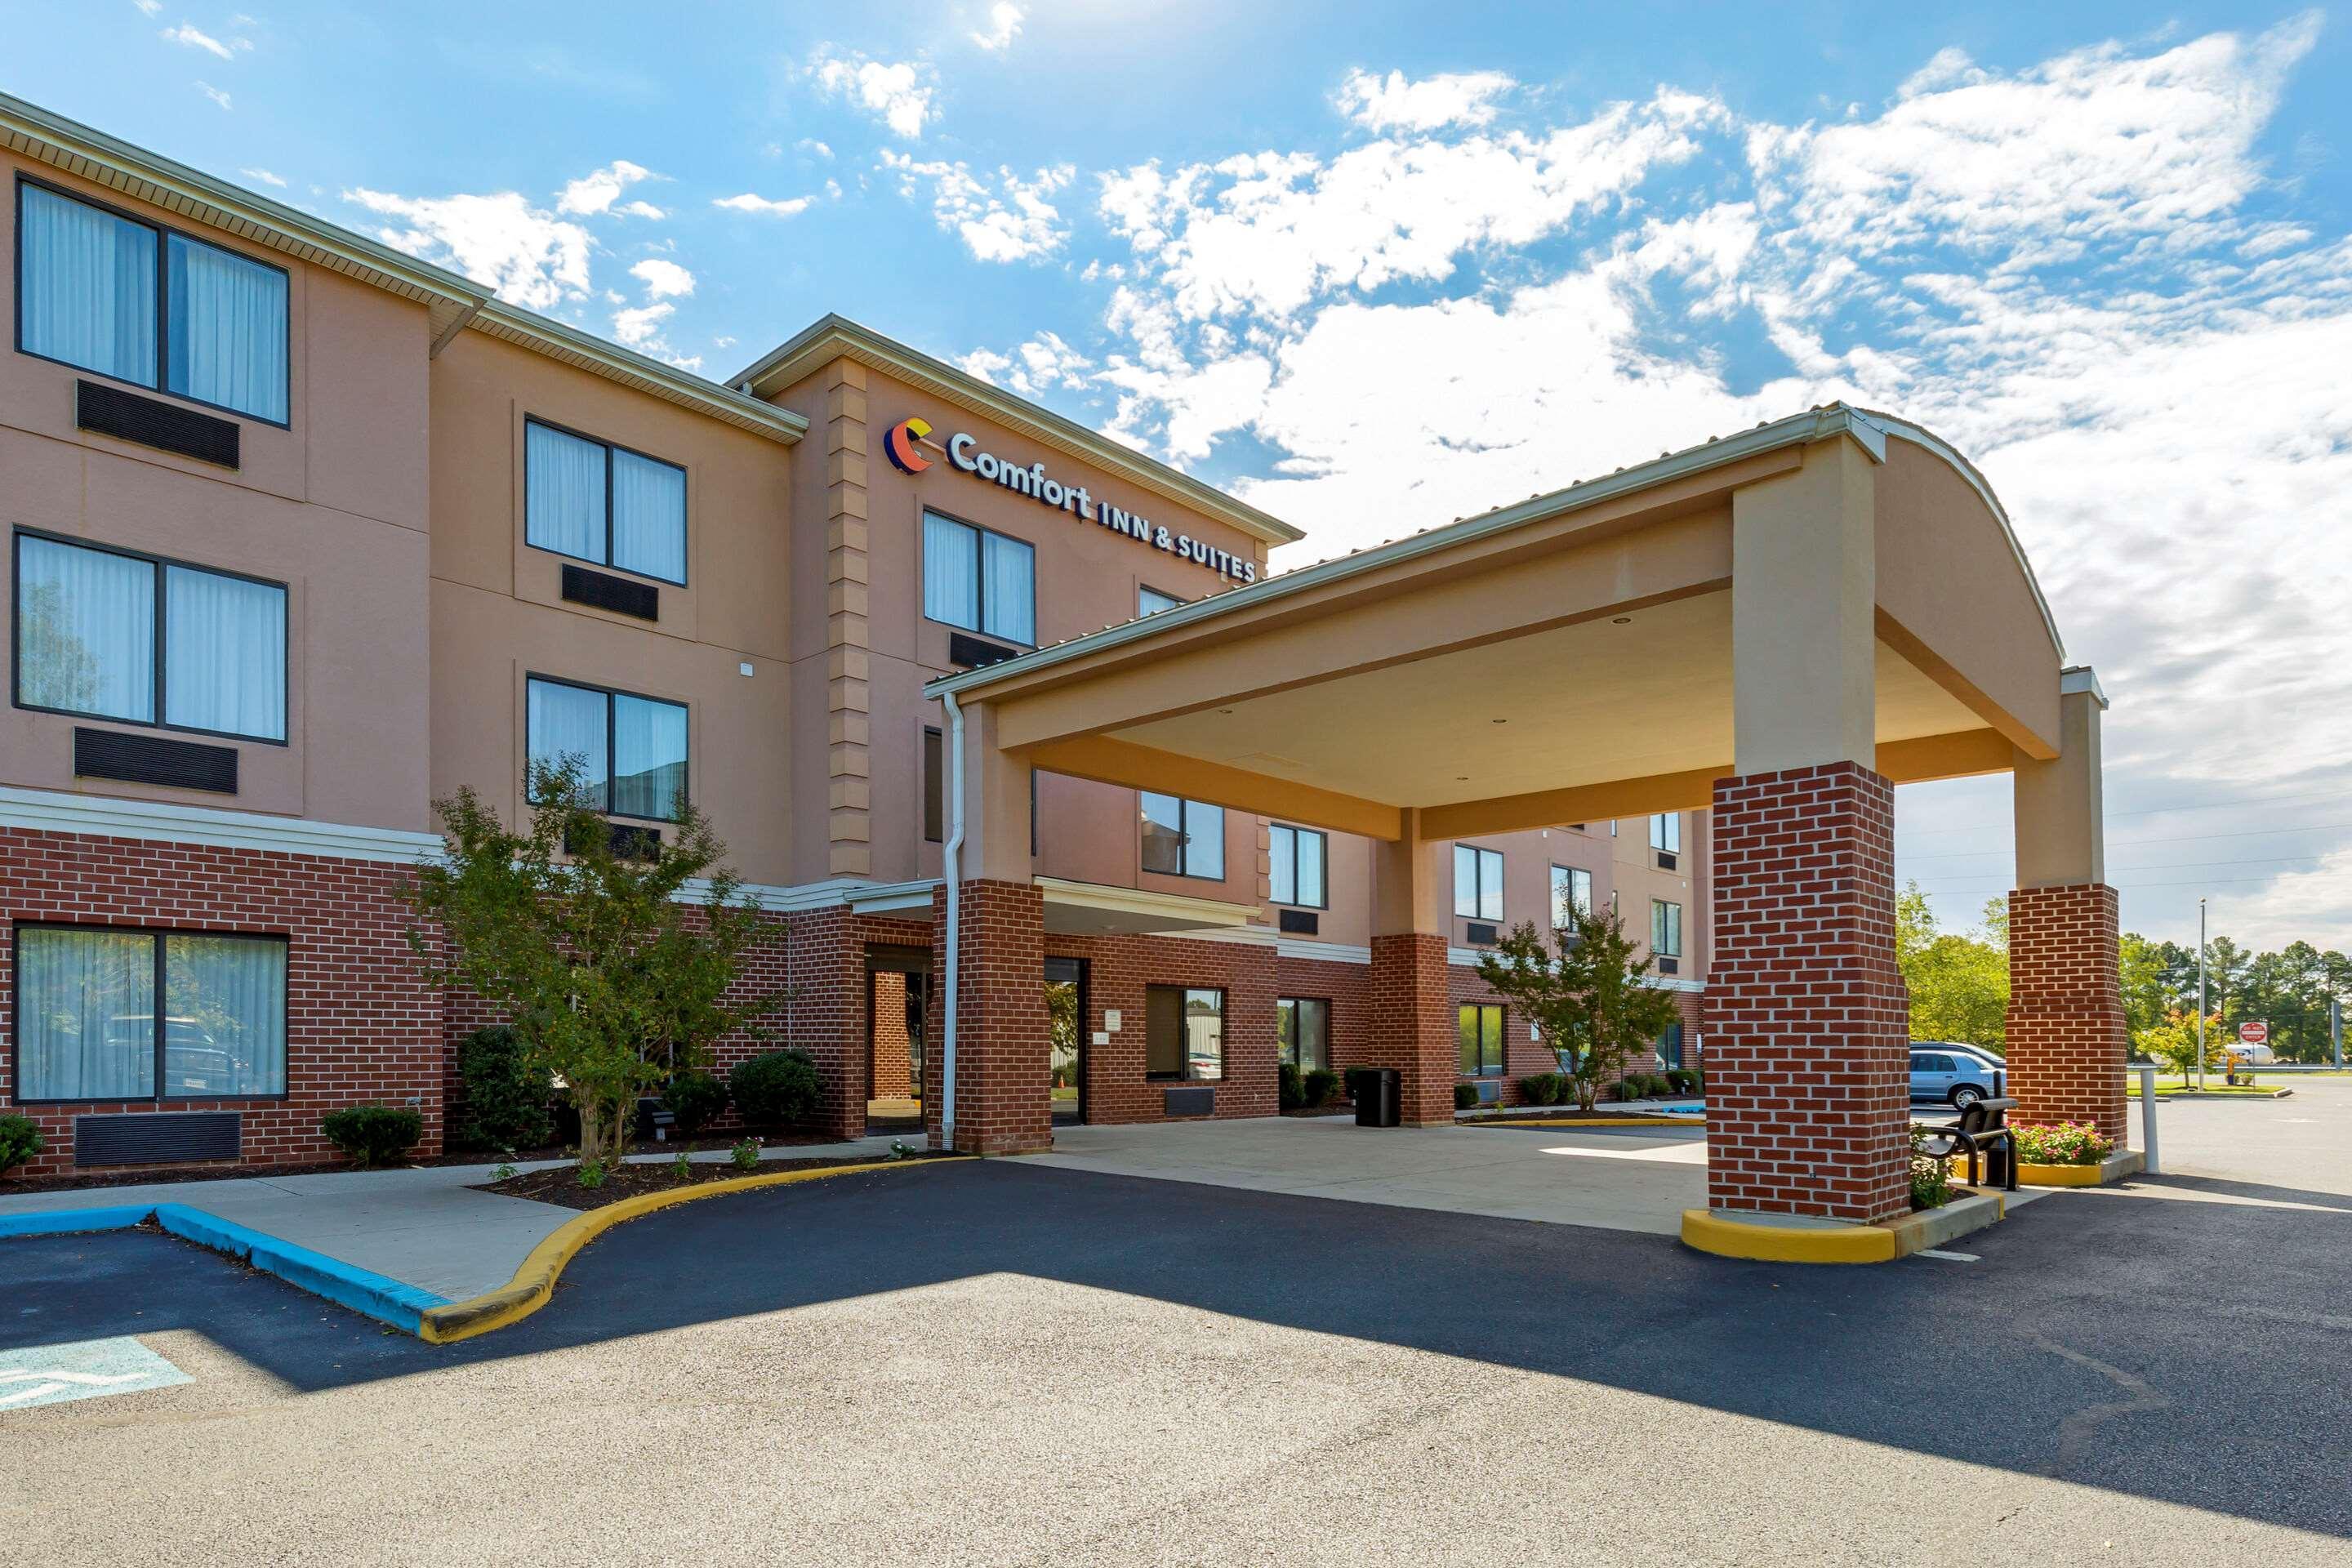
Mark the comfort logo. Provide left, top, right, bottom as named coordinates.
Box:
left=883, top=416, right=933, bottom=474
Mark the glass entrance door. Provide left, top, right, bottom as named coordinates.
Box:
left=1044, top=956, right=1086, bottom=1125
left=866, top=950, right=929, bottom=1133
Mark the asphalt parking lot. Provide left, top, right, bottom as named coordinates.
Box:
left=6, top=1086, right=2350, bottom=1566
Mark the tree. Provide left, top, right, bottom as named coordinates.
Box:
left=1474, top=905, right=1681, bottom=1111
left=1895, top=883, right=2009, bottom=1049
left=2138, top=1009, right=2226, bottom=1081
left=399, top=755, right=786, bottom=1169
left=2118, top=932, right=2171, bottom=1040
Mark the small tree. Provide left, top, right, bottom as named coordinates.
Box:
left=2137, top=1009, right=2226, bottom=1083
left=1475, top=906, right=1682, bottom=1111
left=399, top=755, right=787, bottom=1169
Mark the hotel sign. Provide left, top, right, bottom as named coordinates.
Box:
left=884, top=416, right=1258, bottom=584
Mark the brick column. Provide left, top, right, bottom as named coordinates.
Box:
left=2006, top=883, right=2128, bottom=1144
left=924, top=880, right=1050, bottom=1155
left=1704, top=762, right=1909, bottom=1222
left=1366, top=932, right=1455, bottom=1125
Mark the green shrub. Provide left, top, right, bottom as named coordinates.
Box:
left=577, top=1158, right=608, bottom=1189
left=319, top=1103, right=424, bottom=1169
left=1454, top=1083, right=1479, bottom=1110
left=1615, top=1076, right=1647, bottom=1102
left=0, top=1114, right=44, bottom=1176
left=452, top=1026, right=554, bottom=1152
left=1301, top=1067, right=1340, bottom=1108
left=1664, top=1068, right=1696, bottom=1095
left=1520, top=1072, right=1562, bottom=1107
left=1277, top=1061, right=1305, bottom=1111
left=730, top=1138, right=760, bottom=1171
left=2013, top=1120, right=2113, bottom=1166
left=1687, top=1069, right=1703, bottom=1093
left=662, top=1069, right=730, bottom=1136
left=1909, top=1125, right=1952, bottom=1210
left=730, top=1049, right=822, bottom=1129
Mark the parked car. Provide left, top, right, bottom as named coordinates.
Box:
left=2225, top=1040, right=2276, bottom=1067
left=1909, top=1043, right=2002, bottom=1108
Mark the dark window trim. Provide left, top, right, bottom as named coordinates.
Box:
left=1145, top=982, right=1226, bottom=1082
left=922, top=724, right=944, bottom=844
left=920, top=506, right=1037, bottom=648
left=1650, top=897, right=1684, bottom=958
left=523, top=671, right=689, bottom=824
left=1268, top=822, right=1329, bottom=909
left=523, top=415, right=690, bottom=587
left=9, top=920, right=292, bottom=1106
left=1454, top=843, right=1503, bottom=920
left=14, top=174, right=294, bottom=430
left=11, top=526, right=291, bottom=746
left=1550, top=862, right=1592, bottom=923
left=1277, top=995, right=1331, bottom=1070
left=1140, top=791, right=1224, bottom=881
left=1458, top=1000, right=1507, bottom=1078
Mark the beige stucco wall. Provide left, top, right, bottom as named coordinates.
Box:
left=0, top=153, right=434, bottom=831
left=425, top=331, right=797, bottom=882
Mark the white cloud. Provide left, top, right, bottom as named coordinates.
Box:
left=195, top=81, right=232, bottom=110
left=556, top=160, right=662, bottom=218
left=959, top=330, right=1094, bottom=397
left=630, top=258, right=695, bottom=298
left=612, top=301, right=673, bottom=346
left=970, top=2, right=1024, bottom=52
left=714, top=191, right=815, bottom=217
left=131, top=1, right=163, bottom=15
left=240, top=166, right=286, bottom=188
left=797, top=138, right=835, bottom=159
left=161, top=22, right=236, bottom=60
left=884, top=154, right=1072, bottom=262
left=810, top=48, right=936, bottom=139
left=343, top=187, right=593, bottom=310
left=1334, top=67, right=1517, bottom=132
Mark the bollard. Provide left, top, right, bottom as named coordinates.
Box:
left=2136, top=1065, right=2160, bottom=1176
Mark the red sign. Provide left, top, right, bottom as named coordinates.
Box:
left=2239, top=1021, right=2270, bottom=1045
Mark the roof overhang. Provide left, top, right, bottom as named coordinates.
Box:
left=469, top=303, right=808, bottom=445
left=1034, top=875, right=1262, bottom=938
left=733, top=314, right=1303, bottom=547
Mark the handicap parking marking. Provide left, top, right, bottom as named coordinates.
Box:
left=0, top=1336, right=191, bottom=1412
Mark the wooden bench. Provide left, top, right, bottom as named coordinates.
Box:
left=1917, top=1095, right=2019, bottom=1192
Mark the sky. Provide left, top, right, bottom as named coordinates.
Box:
left=7, top=2, right=2350, bottom=954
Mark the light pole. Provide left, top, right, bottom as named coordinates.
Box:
left=2196, top=897, right=2208, bottom=1092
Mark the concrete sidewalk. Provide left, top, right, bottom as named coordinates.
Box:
left=0, top=1134, right=910, bottom=1304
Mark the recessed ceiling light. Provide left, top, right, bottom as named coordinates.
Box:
left=1611, top=616, right=1633, bottom=625
left=1491, top=718, right=1508, bottom=724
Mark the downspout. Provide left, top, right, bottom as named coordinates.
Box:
left=940, top=691, right=965, bottom=1151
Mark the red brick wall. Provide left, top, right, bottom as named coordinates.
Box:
left=1703, top=763, right=1908, bottom=1222
left=1365, top=933, right=1455, bottom=1125
left=1276, top=952, right=1371, bottom=1088
left=1047, top=932, right=1280, bottom=1125
left=870, top=970, right=912, bottom=1098
left=2007, top=882, right=2129, bottom=1144
left=923, top=880, right=1052, bottom=1154
left=0, top=826, right=444, bottom=1178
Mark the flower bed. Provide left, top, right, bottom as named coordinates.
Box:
left=2011, top=1120, right=2114, bottom=1166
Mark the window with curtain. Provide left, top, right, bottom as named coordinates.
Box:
left=1270, top=823, right=1326, bottom=907
left=525, top=675, right=687, bottom=821
left=16, top=182, right=288, bottom=424
left=1278, top=997, right=1329, bottom=1071
left=1458, top=1003, right=1504, bottom=1077
left=1650, top=899, right=1683, bottom=957
left=1649, top=813, right=1682, bottom=853
left=15, top=925, right=285, bottom=1102
left=1139, top=791, right=1223, bottom=879
left=1453, top=845, right=1503, bottom=920
left=1551, top=864, right=1593, bottom=926
left=523, top=419, right=688, bottom=585
left=14, top=533, right=284, bottom=742
left=921, top=511, right=1034, bottom=645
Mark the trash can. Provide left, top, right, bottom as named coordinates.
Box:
left=1354, top=1067, right=1401, bottom=1128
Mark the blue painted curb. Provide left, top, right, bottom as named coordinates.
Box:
left=0, top=1202, right=449, bottom=1335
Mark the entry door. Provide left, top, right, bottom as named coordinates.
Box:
left=1044, top=956, right=1086, bottom=1125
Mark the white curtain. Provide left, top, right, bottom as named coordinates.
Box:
left=163, top=565, right=285, bottom=739
left=526, top=423, right=607, bottom=562
left=17, top=185, right=157, bottom=388
left=982, top=531, right=1035, bottom=644
left=923, top=512, right=978, bottom=630
left=1295, top=828, right=1324, bottom=906
left=1269, top=825, right=1296, bottom=904
left=16, top=537, right=154, bottom=723
left=612, top=693, right=687, bottom=819
left=164, top=934, right=285, bottom=1097
left=612, top=449, right=687, bottom=582
left=16, top=927, right=156, bottom=1101
left=526, top=678, right=608, bottom=803
left=1187, top=803, right=1225, bottom=880
left=165, top=234, right=287, bottom=423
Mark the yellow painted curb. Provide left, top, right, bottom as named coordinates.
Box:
left=419, top=1157, right=966, bottom=1343
left=1679, top=1208, right=1897, bottom=1264
left=2016, top=1161, right=2103, bottom=1187
left=1470, top=1116, right=1706, bottom=1129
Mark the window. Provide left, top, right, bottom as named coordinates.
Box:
left=525, top=419, right=688, bottom=585
left=525, top=675, right=688, bottom=821
left=13, top=924, right=287, bottom=1101
left=16, top=180, right=289, bottom=425
left=1278, top=997, right=1329, bottom=1071
left=1146, top=985, right=1223, bottom=1080
left=1453, top=844, right=1503, bottom=920
left=1650, top=813, right=1681, bottom=854
left=1458, top=1003, right=1504, bottom=1077
left=1140, top=792, right=1223, bottom=879
left=1650, top=899, right=1683, bottom=958
left=922, top=510, right=1034, bottom=645
left=922, top=725, right=944, bottom=844
left=1550, top=864, right=1592, bottom=926
left=1269, top=823, right=1326, bottom=907
left=14, top=532, right=286, bottom=742
left=1138, top=585, right=1183, bottom=617
left=1658, top=1022, right=1685, bottom=1071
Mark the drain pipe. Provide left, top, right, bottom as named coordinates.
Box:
left=940, top=690, right=965, bottom=1151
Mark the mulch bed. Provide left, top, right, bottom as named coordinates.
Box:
left=473, top=1150, right=954, bottom=1212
